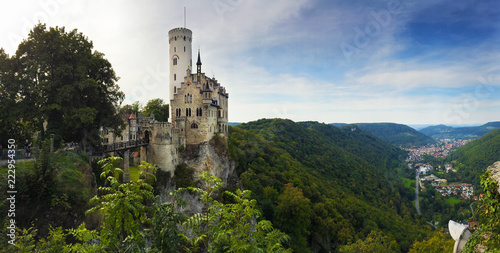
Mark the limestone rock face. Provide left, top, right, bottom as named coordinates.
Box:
left=488, top=161, right=500, bottom=194
left=156, top=139, right=240, bottom=216
left=182, top=142, right=238, bottom=187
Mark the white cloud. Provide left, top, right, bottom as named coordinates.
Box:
left=1, top=0, right=499, bottom=125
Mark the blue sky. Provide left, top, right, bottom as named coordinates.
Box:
left=1, top=0, right=499, bottom=125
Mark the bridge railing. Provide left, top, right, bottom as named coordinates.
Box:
left=102, top=138, right=149, bottom=152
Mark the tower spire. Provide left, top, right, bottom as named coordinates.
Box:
left=197, top=48, right=202, bottom=73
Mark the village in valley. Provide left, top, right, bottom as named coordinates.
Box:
left=405, top=139, right=472, bottom=162
left=406, top=139, right=481, bottom=203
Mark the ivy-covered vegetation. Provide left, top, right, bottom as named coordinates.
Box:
left=463, top=165, right=500, bottom=252
left=228, top=119, right=430, bottom=252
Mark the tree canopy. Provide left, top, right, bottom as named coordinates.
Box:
left=0, top=23, right=124, bottom=148
left=143, top=98, right=169, bottom=122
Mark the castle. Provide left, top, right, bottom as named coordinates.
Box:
left=103, top=27, right=229, bottom=174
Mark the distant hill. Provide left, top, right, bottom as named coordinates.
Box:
left=332, top=122, right=435, bottom=148
left=230, top=119, right=427, bottom=252
left=228, top=122, right=242, bottom=126
left=420, top=121, right=500, bottom=139
left=446, top=128, right=500, bottom=188
left=330, top=123, right=347, bottom=127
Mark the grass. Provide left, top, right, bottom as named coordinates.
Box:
left=445, top=197, right=460, bottom=205
left=129, top=166, right=140, bottom=181
left=403, top=178, right=415, bottom=189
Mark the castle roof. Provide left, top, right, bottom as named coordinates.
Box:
left=202, top=83, right=212, bottom=92
left=196, top=49, right=202, bottom=66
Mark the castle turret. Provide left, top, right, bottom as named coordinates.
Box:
left=169, top=28, right=193, bottom=101
left=196, top=49, right=202, bottom=74
left=202, top=84, right=212, bottom=104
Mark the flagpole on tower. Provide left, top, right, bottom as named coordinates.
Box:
left=184, top=7, right=186, bottom=28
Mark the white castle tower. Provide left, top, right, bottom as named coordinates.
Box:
left=168, top=28, right=193, bottom=101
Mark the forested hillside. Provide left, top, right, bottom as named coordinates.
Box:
left=229, top=119, right=429, bottom=252
left=446, top=128, right=500, bottom=188
left=352, top=123, right=436, bottom=148
left=420, top=122, right=500, bottom=139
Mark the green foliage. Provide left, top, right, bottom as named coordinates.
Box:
left=173, top=172, right=292, bottom=253
left=463, top=167, right=500, bottom=252
left=174, top=163, right=195, bottom=188
left=275, top=183, right=311, bottom=252
left=408, top=229, right=454, bottom=253
left=339, top=230, right=400, bottom=253
left=148, top=202, right=186, bottom=253
left=0, top=149, right=94, bottom=238
left=4, top=226, right=67, bottom=253
left=229, top=119, right=428, bottom=252
left=143, top=98, right=169, bottom=122
left=0, top=23, right=124, bottom=147
left=86, top=158, right=157, bottom=251
left=354, top=122, right=436, bottom=148
left=446, top=128, right=500, bottom=189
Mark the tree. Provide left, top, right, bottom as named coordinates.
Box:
left=175, top=172, right=291, bottom=253
left=275, top=183, right=312, bottom=252
left=3, top=23, right=124, bottom=148
left=121, top=101, right=142, bottom=115
left=86, top=157, right=157, bottom=251
left=143, top=98, right=169, bottom=122
left=339, top=230, right=400, bottom=253
left=408, top=229, right=454, bottom=253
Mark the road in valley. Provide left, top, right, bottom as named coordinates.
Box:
left=415, top=170, right=421, bottom=215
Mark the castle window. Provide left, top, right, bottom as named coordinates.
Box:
left=174, top=47, right=176, bottom=52
left=173, top=58, right=177, bottom=65
left=184, top=36, right=186, bottom=41
left=186, top=108, right=188, bottom=116
left=174, top=86, right=176, bottom=93
left=199, top=108, right=202, bottom=116
left=184, top=46, right=186, bottom=52
left=191, top=123, right=198, bottom=129
left=174, top=74, right=176, bottom=81
left=175, top=37, right=177, bottom=41
left=185, top=95, right=187, bottom=103
left=189, top=108, right=192, bottom=116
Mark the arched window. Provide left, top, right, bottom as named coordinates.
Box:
left=173, top=58, right=177, bottom=65
left=191, top=123, right=198, bottom=129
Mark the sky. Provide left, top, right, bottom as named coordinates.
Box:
left=1, top=0, right=499, bottom=125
